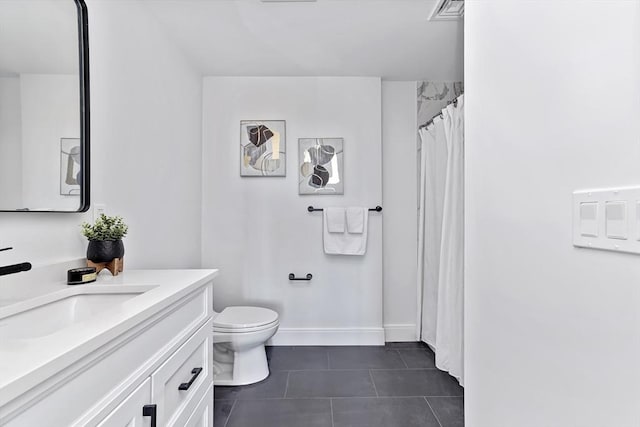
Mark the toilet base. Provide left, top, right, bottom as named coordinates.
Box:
left=213, top=343, right=270, bottom=386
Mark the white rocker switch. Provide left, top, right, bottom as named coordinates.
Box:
left=579, top=202, right=598, bottom=237
left=606, top=201, right=627, bottom=240
left=637, top=202, right=640, bottom=241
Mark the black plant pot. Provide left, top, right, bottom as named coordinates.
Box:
left=87, top=240, right=125, bottom=263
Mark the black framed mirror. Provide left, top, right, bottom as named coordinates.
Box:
left=0, top=0, right=89, bottom=212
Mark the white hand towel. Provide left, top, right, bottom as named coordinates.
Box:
left=346, top=207, right=366, bottom=234
left=325, top=207, right=346, bottom=233
left=323, top=208, right=369, bottom=255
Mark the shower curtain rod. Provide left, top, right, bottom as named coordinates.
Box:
left=418, top=92, right=464, bottom=130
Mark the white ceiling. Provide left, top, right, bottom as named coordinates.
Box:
left=142, top=0, right=464, bottom=81
left=0, top=0, right=79, bottom=75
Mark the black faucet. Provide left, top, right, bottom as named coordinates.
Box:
left=0, top=247, right=32, bottom=277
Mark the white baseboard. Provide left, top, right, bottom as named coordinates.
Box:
left=383, top=324, right=417, bottom=342
left=268, top=327, right=385, bottom=346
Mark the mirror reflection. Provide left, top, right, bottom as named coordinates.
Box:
left=0, top=0, right=88, bottom=212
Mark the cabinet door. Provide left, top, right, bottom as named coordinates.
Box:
left=98, top=378, right=152, bottom=427
left=184, top=384, right=213, bottom=427
left=152, top=321, right=212, bottom=426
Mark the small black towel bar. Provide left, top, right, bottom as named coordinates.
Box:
left=289, top=273, right=313, bottom=281
left=307, top=206, right=382, bottom=212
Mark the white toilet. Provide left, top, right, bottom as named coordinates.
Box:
left=211, top=306, right=279, bottom=386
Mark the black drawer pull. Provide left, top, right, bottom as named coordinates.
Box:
left=142, top=404, right=157, bottom=427
left=289, top=273, right=312, bottom=281
left=178, top=367, right=203, bottom=391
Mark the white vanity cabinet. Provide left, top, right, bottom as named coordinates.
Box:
left=182, top=384, right=214, bottom=427
left=97, top=320, right=212, bottom=427
left=97, top=379, right=152, bottom=426
left=0, top=271, right=216, bottom=427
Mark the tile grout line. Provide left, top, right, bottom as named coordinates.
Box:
left=424, top=397, right=444, bottom=427
left=330, top=398, right=335, bottom=427
left=271, top=367, right=440, bottom=372
left=267, top=368, right=441, bottom=373
left=223, top=399, right=237, bottom=427
left=215, top=395, right=462, bottom=401
left=397, top=349, right=409, bottom=369
left=368, top=369, right=380, bottom=398
left=284, top=371, right=291, bottom=398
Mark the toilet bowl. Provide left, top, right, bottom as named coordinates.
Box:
left=212, top=306, right=279, bottom=386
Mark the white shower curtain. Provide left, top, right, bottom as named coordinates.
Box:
left=417, top=96, right=464, bottom=385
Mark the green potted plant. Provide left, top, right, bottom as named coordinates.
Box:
left=81, top=214, right=128, bottom=263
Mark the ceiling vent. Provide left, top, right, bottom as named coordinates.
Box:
left=429, top=0, right=464, bottom=21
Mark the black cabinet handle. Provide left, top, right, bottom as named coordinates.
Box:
left=142, top=404, right=157, bottom=427
left=178, top=367, right=203, bottom=391
left=289, top=273, right=312, bottom=281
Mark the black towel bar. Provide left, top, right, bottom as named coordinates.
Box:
left=307, top=206, right=382, bottom=212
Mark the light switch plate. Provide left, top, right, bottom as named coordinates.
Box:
left=573, top=186, right=640, bottom=255
left=94, top=203, right=107, bottom=222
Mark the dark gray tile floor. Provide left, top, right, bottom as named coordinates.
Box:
left=214, top=342, right=464, bottom=427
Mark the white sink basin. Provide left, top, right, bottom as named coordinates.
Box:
left=0, top=286, right=154, bottom=341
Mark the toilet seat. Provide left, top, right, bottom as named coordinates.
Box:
left=213, top=320, right=279, bottom=333
left=213, top=306, right=279, bottom=330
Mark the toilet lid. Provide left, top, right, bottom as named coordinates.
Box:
left=213, top=306, right=279, bottom=330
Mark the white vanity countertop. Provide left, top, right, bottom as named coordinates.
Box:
left=0, top=268, right=218, bottom=406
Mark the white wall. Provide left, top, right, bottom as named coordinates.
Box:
left=202, top=76, right=384, bottom=345
left=381, top=81, right=418, bottom=341
left=465, top=2, right=640, bottom=426
left=0, top=77, right=23, bottom=208
left=20, top=74, right=80, bottom=210
left=88, top=0, right=203, bottom=268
